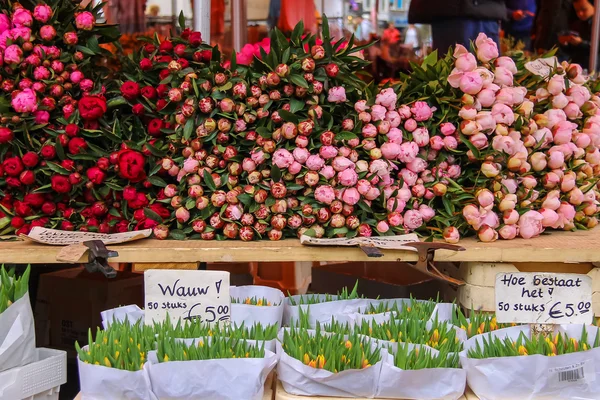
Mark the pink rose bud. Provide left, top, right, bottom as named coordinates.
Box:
left=498, top=225, right=517, bottom=240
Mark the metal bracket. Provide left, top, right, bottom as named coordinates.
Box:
left=83, top=240, right=118, bottom=278
left=398, top=242, right=466, bottom=286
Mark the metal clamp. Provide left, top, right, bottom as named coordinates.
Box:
left=400, top=242, right=466, bottom=286
left=83, top=240, right=118, bottom=278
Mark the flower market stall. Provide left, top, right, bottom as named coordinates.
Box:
left=1, top=1, right=600, bottom=399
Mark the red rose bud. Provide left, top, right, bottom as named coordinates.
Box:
left=68, top=172, right=82, bottom=185
left=78, top=95, right=107, bottom=120
left=22, top=152, right=39, bottom=168
left=325, top=63, right=340, bottom=78
left=6, top=177, right=22, bottom=188
left=121, top=81, right=140, bottom=101
left=118, top=150, right=146, bottom=182
left=141, top=86, right=156, bottom=99
left=147, top=118, right=164, bottom=137
left=39, top=145, right=56, bottom=160
left=19, top=170, right=35, bottom=185
left=61, top=159, right=75, bottom=171
left=68, top=137, right=87, bottom=155
left=30, top=218, right=49, bottom=228
left=201, top=50, right=212, bottom=62
left=0, top=127, right=13, bottom=143
left=57, top=134, right=69, bottom=147
left=174, top=44, right=187, bottom=57
left=92, top=202, right=108, bottom=216
left=86, top=166, right=105, bottom=185
left=51, top=175, right=71, bottom=193
left=159, top=40, right=174, bottom=53
left=65, top=123, right=79, bottom=137
left=156, top=99, right=167, bottom=110
left=58, top=221, right=74, bottom=231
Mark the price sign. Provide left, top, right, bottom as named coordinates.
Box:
left=495, top=272, right=593, bottom=325
left=144, top=270, right=230, bottom=325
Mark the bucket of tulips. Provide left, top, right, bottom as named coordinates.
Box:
left=376, top=342, right=466, bottom=400
left=355, top=295, right=455, bottom=324
left=0, top=265, right=34, bottom=372
left=230, top=285, right=285, bottom=327
left=147, top=334, right=277, bottom=400
left=283, top=281, right=371, bottom=326
left=461, top=324, right=600, bottom=399
left=76, top=319, right=156, bottom=400
left=276, top=325, right=383, bottom=397
left=451, top=307, right=517, bottom=339
left=101, top=305, right=145, bottom=328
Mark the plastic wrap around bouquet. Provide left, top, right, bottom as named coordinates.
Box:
left=461, top=324, right=600, bottom=400
left=0, top=266, right=35, bottom=373
left=231, top=285, right=285, bottom=327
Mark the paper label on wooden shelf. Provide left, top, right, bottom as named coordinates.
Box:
left=56, top=243, right=88, bottom=262
left=144, top=270, right=231, bottom=325
left=524, top=57, right=558, bottom=77
left=300, top=233, right=419, bottom=250
left=22, top=227, right=151, bottom=246
left=495, top=272, right=593, bottom=324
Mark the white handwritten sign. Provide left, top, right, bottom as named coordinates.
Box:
left=23, top=227, right=151, bottom=245
left=300, top=233, right=419, bottom=250
left=495, top=272, right=593, bottom=324
left=525, top=57, right=559, bottom=78
left=144, top=270, right=231, bottom=325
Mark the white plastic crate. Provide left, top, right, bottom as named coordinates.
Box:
left=0, top=348, right=66, bottom=400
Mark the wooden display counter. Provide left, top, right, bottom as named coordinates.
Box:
left=0, top=229, right=599, bottom=266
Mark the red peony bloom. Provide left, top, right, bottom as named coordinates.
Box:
left=156, top=84, right=169, bottom=98
left=118, top=149, right=146, bottom=182
left=159, top=40, right=173, bottom=53
left=61, top=159, right=75, bottom=171
left=139, top=58, right=153, bottom=71
left=22, top=152, right=39, bottom=167
left=149, top=203, right=170, bottom=219
left=156, top=99, right=167, bottom=111
left=19, top=170, right=35, bottom=185
left=68, top=137, right=87, bottom=154
left=40, top=144, right=56, bottom=159
left=132, top=104, right=145, bottom=116
left=189, top=32, right=202, bottom=47
left=78, top=95, right=107, bottom=120
left=147, top=118, right=164, bottom=136
left=14, top=201, right=32, bottom=217
left=51, top=175, right=72, bottom=193
left=86, top=166, right=105, bottom=185
left=0, top=127, right=14, bottom=143
left=65, top=123, right=79, bottom=137
left=3, top=156, right=24, bottom=177
left=178, top=58, right=189, bottom=69
left=120, top=81, right=140, bottom=101
left=141, top=86, right=156, bottom=100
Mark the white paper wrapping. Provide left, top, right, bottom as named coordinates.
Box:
left=146, top=349, right=277, bottom=400
left=283, top=296, right=371, bottom=327
left=461, top=324, right=600, bottom=400
left=276, top=328, right=383, bottom=398
left=376, top=344, right=466, bottom=400
left=101, top=305, right=145, bottom=329
left=77, top=346, right=155, bottom=400
left=0, top=293, right=35, bottom=372
left=230, top=285, right=285, bottom=327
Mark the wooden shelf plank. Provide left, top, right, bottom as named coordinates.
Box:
left=0, top=229, right=599, bottom=265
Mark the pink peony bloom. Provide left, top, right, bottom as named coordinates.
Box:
left=370, top=104, right=387, bottom=121
left=406, top=157, right=427, bottom=173
left=314, top=185, right=336, bottom=204
left=381, top=142, right=401, bottom=160
left=440, top=122, right=456, bottom=136
left=342, top=187, right=360, bottom=205
left=327, top=86, right=347, bottom=103
left=444, top=136, right=458, bottom=150
left=554, top=202, right=576, bottom=229
left=293, top=147, right=310, bottom=164
left=564, top=102, right=583, bottom=119
left=332, top=156, right=355, bottom=172
left=539, top=208, right=560, bottom=227
left=491, top=103, right=515, bottom=125
left=504, top=209, right=520, bottom=225
left=477, top=88, right=497, bottom=107
left=404, top=118, right=418, bottom=132
left=375, top=87, right=397, bottom=109
left=476, top=111, right=496, bottom=132
left=498, top=225, right=517, bottom=240
left=75, top=12, right=95, bottom=30
left=288, top=161, right=302, bottom=175
left=33, top=110, right=49, bottom=124
left=398, top=141, right=419, bottom=163
left=448, top=68, right=464, bottom=88
left=306, top=155, right=325, bottom=171
left=369, top=159, right=390, bottom=177
left=454, top=46, right=477, bottom=72
left=354, top=100, right=368, bottom=113
left=399, top=168, right=418, bottom=186
left=11, top=88, right=37, bottom=113
left=518, top=210, right=544, bottom=239
left=386, top=111, right=401, bottom=128
left=470, top=133, right=488, bottom=149
left=459, top=71, right=484, bottom=95
left=33, top=4, right=53, bottom=23
left=319, top=145, right=338, bottom=160
left=418, top=205, right=435, bottom=221
left=362, top=123, right=377, bottom=138
left=12, top=8, right=33, bottom=27
left=443, top=226, right=460, bottom=243
left=387, top=127, right=403, bottom=144
left=478, top=226, right=499, bottom=242
left=494, top=67, right=513, bottom=87
left=0, top=14, right=10, bottom=34
left=250, top=149, right=266, bottom=164
left=272, top=148, right=294, bottom=169
left=410, top=101, right=433, bottom=121
left=553, top=120, right=576, bottom=145
left=404, top=209, right=423, bottom=230
left=39, top=25, right=56, bottom=41
left=551, top=93, right=569, bottom=109
left=183, top=158, right=199, bottom=173
left=338, top=168, right=358, bottom=187
left=412, top=127, right=429, bottom=147
left=567, top=85, right=591, bottom=107
left=547, top=74, right=566, bottom=96
left=11, top=27, right=31, bottom=41
left=475, top=33, right=499, bottom=62
left=495, top=56, right=518, bottom=74
left=320, top=165, right=336, bottom=179
left=4, top=44, right=23, bottom=64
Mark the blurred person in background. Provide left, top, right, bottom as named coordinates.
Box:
left=559, top=0, right=596, bottom=66
left=504, top=0, right=536, bottom=49
left=404, top=24, right=421, bottom=51
left=408, top=0, right=505, bottom=52
left=534, top=0, right=573, bottom=56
